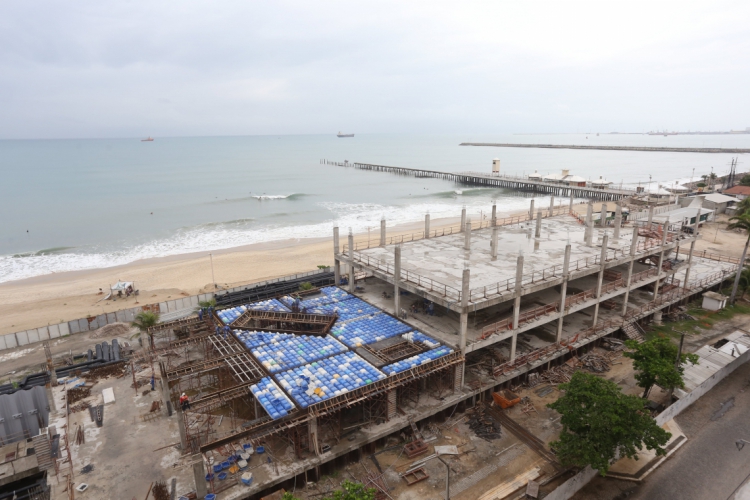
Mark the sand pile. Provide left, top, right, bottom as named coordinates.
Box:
left=91, top=322, right=132, bottom=339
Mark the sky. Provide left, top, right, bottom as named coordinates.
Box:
left=1, top=1, right=749, bottom=139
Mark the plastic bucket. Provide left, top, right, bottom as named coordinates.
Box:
left=218, top=471, right=228, bottom=480
left=205, top=495, right=216, bottom=500
left=256, top=446, right=265, bottom=454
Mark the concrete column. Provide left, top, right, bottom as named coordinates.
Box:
left=333, top=226, right=340, bottom=255
left=425, top=214, right=430, bottom=238
left=652, top=221, right=669, bottom=302
left=529, top=199, right=535, bottom=221
left=459, top=268, right=470, bottom=354
left=491, top=203, right=497, bottom=226
left=535, top=210, right=543, bottom=238
left=682, top=240, right=696, bottom=290
left=394, top=246, right=401, bottom=315
left=694, top=208, right=701, bottom=235
left=460, top=207, right=466, bottom=232
left=549, top=196, right=555, bottom=216
left=654, top=310, right=663, bottom=325
left=192, top=454, right=208, bottom=499
left=380, top=219, right=386, bottom=246
left=464, top=222, right=471, bottom=250
left=510, top=253, right=524, bottom=361
left=308, top=415, right=319, bottom=456
left=348, top=231, right=356, bottom=292
left=556, top=244, right=572, bottom=342
left=621, top=226, right=639, bottom=316
left=491, top=226, right=498, bottom=261
left=569, top=191, right=574, bottom=213
left=592, top=233, right=609, bottom=327
left=647, top=205, right=654, bottom=225
left=178, top=410, right=188, bottom=450
left=333, top=226, right=341, bottom=285
left=334, top=259, right=341, bottom=286
left=584, top=201, right=594, bottom=246
left=613, top=203, right=622, bottom=240
left=600, top=203, right=608, bottom=228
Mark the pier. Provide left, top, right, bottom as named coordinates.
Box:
left=460, top=142, right=750, bottom=154
left=322, top=159, right=636, bottom=200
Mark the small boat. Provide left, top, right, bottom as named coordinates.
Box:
left=141, top=137, right=154, bottom=142
left=337, top=132, right=354, bottom=138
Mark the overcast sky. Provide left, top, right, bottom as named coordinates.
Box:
left=1, top=1, right=749, bottom=139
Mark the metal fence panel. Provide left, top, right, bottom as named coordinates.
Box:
left=16, top=331, right=29, bottom=346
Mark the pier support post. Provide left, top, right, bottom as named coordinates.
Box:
left=600, top=203, right=608, bottom=228
left=333, top=227, right=341, bottom=286
left=613, top=203, right=622, bottom=239
left=380, top=219, right=386, bottom=247
left=556, top=244, right=572, bottom=342
left=491, top=227, right=498, bottom=261
left=549, top=196, right=555, bottom=216
left=464, top=222, right=471, bottom=250
left=192, top=454, right=208, bottom=499
left=425, top=214, right=430, bottom=238
left=653, top=221, right=669, bottom=302
left=584, top=201, right=594, bottom=246
left=592, top=233, right=609, bottom=327
left=459, top=268, right=470, bottom=356
left=394, top=246, right=401, bottom=315
left=535, top=210, right=543, bottom=238
left=461, top=207, right=466, bottom=232
left=529, top=199, right=535, bottom=221
left=348, top=231, right=355, bottom=293
left=621, top=226, right=639, bottom=316
left=510, top=253, right=524, bottom=361
left=491, top=203, right=497, bottom=226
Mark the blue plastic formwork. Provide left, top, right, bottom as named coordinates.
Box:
left=234, top=330, right=295, bottom=349
left=250, top=377, right=296, bottom=420
left=320, top=286, right=353, bottom=301
left=247, top=334, right=349, bottom=373
left=217, top=305, right=247, bottom=325
left=381, top=346, right=455, bottom=375
left=217, top=299, right=290, bottom=325
left=274, top=351, right=387, bottom=408
left=304, top=298, right=381, bottom=321
left=401, top=331, right=442, bottom=350
left=331, top=313, right=413, bottom=348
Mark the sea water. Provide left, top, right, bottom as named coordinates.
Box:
left=1, top=133, right=747, bottom=283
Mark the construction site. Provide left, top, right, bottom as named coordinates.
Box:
left=0, top=197, right=743, bottom=500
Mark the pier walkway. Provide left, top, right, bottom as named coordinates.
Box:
left=323, top=160, right=636, bottom=200
left=460, top=142, right=750, bottom=154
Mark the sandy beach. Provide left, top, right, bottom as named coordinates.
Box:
left=0, top=205, right=745, bottom=336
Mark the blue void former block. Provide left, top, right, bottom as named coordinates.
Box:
left=381, top=346, right=455, bottom=375
left=245, top=333, right=348, bottom=373
left=250, top=377, right=296, bottom=420
left=331, top=313, right=413, bottom=347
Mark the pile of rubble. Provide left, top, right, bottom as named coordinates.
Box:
left=67, top=386, right=91, bottom=405
left=467, top=404, right=502, bottom=441
left=82, top=362, right=126, bottom=382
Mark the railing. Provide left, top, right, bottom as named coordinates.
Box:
left=676, top=248, right=742, bottom=265
left=479, top=301, right=560, bottom=339
left=458, top=171, right=640, bottom=195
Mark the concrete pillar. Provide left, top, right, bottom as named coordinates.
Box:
left=694, top=208, right=701, bottom=235
left=333, top=226, right=341, bottom=285
left=654, top=310, right=663, bottom=325
left=464, top=222, right=471, bottom=250
left=584, top=201, right=594, bottom=246
left=491, top=204, right=497, bottom=226
left=459, top=268, right=470, bottom=355
left=621, top=226, right=640, bottom=316
left=510, top=253, right=524, bottom=361
left=569, top=191, right=574, bottom=213
left=647, top=205, right=654, bottom=225
left=535, top=210, right=543, bottom=238
left=600, top=203, right=608, bottom=228
left=491, top=226, right=498, bottom=261
left=309, top=415, right=319, bottom=456
left=348, top=231, right=356, bottom=293
left=592, top=233, right=609, bottom=327
left=460, top=207, right=466, bottom=232
left=549, top=196, right=555, bottom=216
left=613, top=203, right=622, bottom=240
left=394, top=246, right=401, bottom=315
left=380, top=219, right=386, bottom=246
left=529, top=199, right=535, bottom=221
left=192, top=454, right=208, bottom=499
left=333, top=226, right=340, bottom=255
left=425, top=214, right=431, bottom=238
left=556, top=244, right=572, bottom=342
left=682, top=240, right=696, bottom=290
left=652, top=221, right=669, bottom=302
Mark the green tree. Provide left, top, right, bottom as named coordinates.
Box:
left=624, top=337, right=699, bottom=399
left=281, top=481, right=374, bottom=500
left=131, top=310, right=160, bottom=348
left=299, top=281, right=314, bottom=291
left=198, top=298, right=216, bottom=308
left=735, top=198, right=750, bottom=217
left=728, top=214, right=750, bottom=304
left=739, top=267, right=750, bottom=300
left=740, top=174, right=750, bottom=186
left=548, top=372, right=671, bottom=476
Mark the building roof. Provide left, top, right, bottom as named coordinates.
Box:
left=703, top=193, right=738, bottom=204
left=724, top=185, right=750, bottom=196
left=565, top=175, right=587, bottom=183
left=590, top=176, right=612, bottom=186
left=653, top=206, right=713, bottom=223
left=676, top=330, right=750, bottom=398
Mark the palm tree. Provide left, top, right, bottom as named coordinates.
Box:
left=739, top=268, right=750, bottom=301
left=132, top=310, right=160, bottom=348
left=728, top=214, right=750, bottom=304
left=735, top=198, right=750, bottom=217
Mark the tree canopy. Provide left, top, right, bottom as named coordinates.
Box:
left=740, top=174, right=750, bottom=186
left=548, top=371, right=671, bottom=476
left=131, top=310, right=160, bottom=348
left=624, top=337, right=699, bottom=398
left=282, top=481, right=375, bottom=500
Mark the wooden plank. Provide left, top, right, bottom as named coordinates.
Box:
left=477, top=466, right=540, bottom=500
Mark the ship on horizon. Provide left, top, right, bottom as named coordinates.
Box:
left=337, top=131, right=354, bottom=138
left=141, top=137, right=154, bottom=142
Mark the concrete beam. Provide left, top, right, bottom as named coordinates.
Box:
left=192, top=454, right=208, bottom=499
left=549, top=196, right=555, bottom=216
left=584, top=201, right=594, bottom=246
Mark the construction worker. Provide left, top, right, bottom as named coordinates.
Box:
left=150, top=373, right=155, bottom=391
left=179, top=393, right=190, bottom=411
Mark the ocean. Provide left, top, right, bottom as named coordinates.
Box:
left=1, top=133, right=747, bottom=284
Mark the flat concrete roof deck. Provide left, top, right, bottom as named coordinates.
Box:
left=356, top=215, right=637, bottom=302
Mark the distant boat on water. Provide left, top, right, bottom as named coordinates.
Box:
left=141, top=137, right=154, bottom=142
left=337, top=132, right=354, bottom=138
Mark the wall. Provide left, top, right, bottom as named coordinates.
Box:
left=0, top=268, right=330, bottom=352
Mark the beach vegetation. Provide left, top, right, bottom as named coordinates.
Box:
left=624, top=337, right=699, bottom=399
left=696, top=182, right=706, bottom=188
left=317, top=264, right=328, bottom=270
left=198, top=298, right=216, bottom=308
left=299, top=281, right=314, bottom=291
left=131, top=310, right=160, bottom=348
left=548, top=372, right=671, bottom=476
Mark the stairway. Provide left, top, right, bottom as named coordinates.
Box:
left=31, top=434, right=54, bottom=471
left=621, top=323, right=644, bottom=343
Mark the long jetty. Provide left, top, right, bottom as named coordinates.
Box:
left=460, top=143, right=750, bottom=154
left=321, top=160, right=634, bottom=200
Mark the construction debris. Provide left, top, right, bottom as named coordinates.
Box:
left=82, top=362, right=126, bottom=382
left=467, top=404, right=502, bottom=440
left=67, top=386, right=91, bottom=405
left=149, top=400, right=162, bottom=413
left=80, top=464, right=94, bottom=474
left=75, top=426, right=85, bottom=445
left=152, top=480, right=170, bottom=500
left=404, top=439, right=428, bottom=458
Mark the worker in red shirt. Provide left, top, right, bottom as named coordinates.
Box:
left=179, top=393, right=190, bottom=411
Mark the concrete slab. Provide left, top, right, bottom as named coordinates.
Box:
left=102, top=387, right=115, bottom=405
